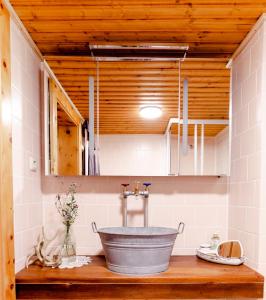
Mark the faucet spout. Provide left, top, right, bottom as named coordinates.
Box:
left=121, top=182, right=151, bottom=227
left=134, top=181, right=140, bottom=196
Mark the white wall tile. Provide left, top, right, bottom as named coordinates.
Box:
left=229, top=16, right=266, bottom=276
left=11, top=20, right=43, bottom=272
left=42, top=176, right=228, bottom=256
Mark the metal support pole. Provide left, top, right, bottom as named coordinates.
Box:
left=144, top=198, right=149, bottom=227
left=96, top=59, right=100, bottom=149
left=85, top=130, right=89, bottom=176
left=123, top=197, right=128, bottom=227
left=166, top=131, right=171, bottom=175
left=182, top=79, right=188, bottom=155
left=177, top=60, right=181, bottom=174
left=194, top=124, right=198, bottom=175
left=89, top=76, right=94, bottom=168
left=228, top=65, right=233, bottom=176
left=200, top=124, right=205, bottom=175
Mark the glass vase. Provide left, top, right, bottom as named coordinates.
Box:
left=61, top=224, right=76, bottom=261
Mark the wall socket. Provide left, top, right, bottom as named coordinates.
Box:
left=29, top=156, right=37, bottom=172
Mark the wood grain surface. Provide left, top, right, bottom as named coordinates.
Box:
left=16, top=256, right=264, bottom=299
left=0, top=2, right=15, bottom=299
left=9, top=1, right=266, bottom=57
left=45, top=57, right=230, bottom=135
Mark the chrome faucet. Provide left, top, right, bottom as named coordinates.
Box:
left=121, top=182, right=151, bottom=227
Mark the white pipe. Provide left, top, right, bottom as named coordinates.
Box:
left=123, top=198, right=128, bottom=227
left=177, top=60, right=181, bottom=174
left=89, top=76, right=95, bottom=157
left=165, top=118, right=229, bottom=134
left=96, top=59, right=100, bottom=149
left=85, top=135, right=89, bottom=176
left=200, top=124, right=205, bottom=175
left=228, top=64, right=233, bottom=176
left=166, top=131, right=171, bottom=175
left=194, top=124, right=198, bottom=175
left=182, top=79, right=188, bottom=155
left=144, top=198, right=149, bottom=227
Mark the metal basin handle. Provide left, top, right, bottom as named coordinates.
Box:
left=177, top=222, right=185, bottom=234
left=91, top=221, right=98, bottom=233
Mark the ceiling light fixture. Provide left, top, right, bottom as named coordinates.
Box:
left=139, top=106, right=162, bottom=119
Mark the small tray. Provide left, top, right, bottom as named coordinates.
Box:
left=196, top=248, right=246, bottom=266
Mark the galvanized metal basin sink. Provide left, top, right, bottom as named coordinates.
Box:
left=92, top=223, right=185, bottom=275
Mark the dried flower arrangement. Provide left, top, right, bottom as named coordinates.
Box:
left=55, top=183, right=78, bottom=226
left=55, top=183, right=78, bottom=257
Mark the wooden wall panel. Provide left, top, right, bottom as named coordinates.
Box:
left=49, top=78, right=83, bottom=175
left=58, top=125, right=80, bottom=176
left=49, top=79, right=59, bottom=175
left=0, top=1, right=16, bottom=299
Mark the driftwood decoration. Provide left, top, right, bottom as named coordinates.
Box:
left=26, top=227, right=62, bottom=268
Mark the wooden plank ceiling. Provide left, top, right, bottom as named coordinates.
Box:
left=46, top=56, right=229, bottom=135
left=9, top=0, right=266, bottom=57
left=10, top=0, right=266, bottom=134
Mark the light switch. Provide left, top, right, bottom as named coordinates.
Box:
left=29, top=156, right=37, bottom=172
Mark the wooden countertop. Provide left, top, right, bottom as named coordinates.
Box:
left=16, top=255, right=264, bottom=299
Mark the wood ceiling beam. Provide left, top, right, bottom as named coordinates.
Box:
left=23, top=19, right=256, bottom=33
left=10, top=0, right=266, bottom=5
left=47, top=62, right=228, bottom=69
left=53, top=69, right=229, bottom=76
left=12, top=4, right=266, bottom=20
left=45, top=56, right=228, bottom=62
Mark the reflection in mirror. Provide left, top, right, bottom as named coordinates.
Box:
left=57, top=104, right=80, bottom=176
left=168, top=122, right=229, bottom=176
left=48, top=79, right=84, bottom=176
left=45, top=56, right=231, bottom=176
left=217, top=241, right=243, bottom=258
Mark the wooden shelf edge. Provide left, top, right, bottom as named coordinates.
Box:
left=15, top=256, right=264, bottom=299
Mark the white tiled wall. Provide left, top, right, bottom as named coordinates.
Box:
left=42, top=175, right=228, bottom=256
left=99, top=133, right=229, bottom=176
left=11, top=20, right=43, bottom=272
left=215, top=127, right=229, bottom=175
left=229, top=17, right=266, bottom=270
left=170, top=128, right=229, bottom=176
left=171, top=136, right=217, bottom=175
left=259, top=18, right=266, bottom=277
left=99, top=134, right=167, bottom=175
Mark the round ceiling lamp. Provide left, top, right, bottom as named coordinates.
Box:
left=139, top=106, right=162, bottom=119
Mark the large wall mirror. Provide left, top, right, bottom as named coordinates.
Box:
left=43, top=46, right=231, bottom=176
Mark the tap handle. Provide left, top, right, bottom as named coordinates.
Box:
left=121, top=184, right=129, bottom=192
left=143, top=182, right=151, bottom=188
left=122, top=184, right=129, bottom=187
